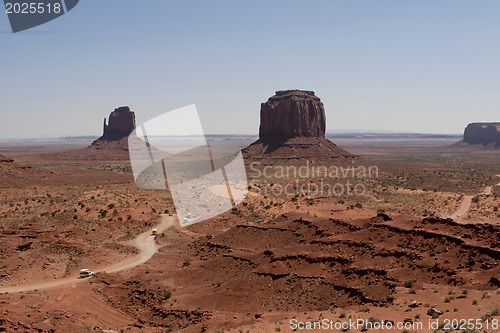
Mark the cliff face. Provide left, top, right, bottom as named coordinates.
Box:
left=99, top=106, right=136, bottom=142
left=259, top=90, right=326, bottom=141
left=463, top=123, right=500, bottom=146
left=243, top=90, right=356, bottom=164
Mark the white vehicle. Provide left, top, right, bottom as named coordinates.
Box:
left=152, top=228, right=158, bottom=235
left=79, top=269, right=94, bottom=278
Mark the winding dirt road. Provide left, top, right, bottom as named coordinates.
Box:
left=0, top=214, right=175, bottom=294
left=451, top=174, right=500, bottom=222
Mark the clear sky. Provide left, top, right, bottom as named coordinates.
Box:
left=1, top=0, right=499, bottom=138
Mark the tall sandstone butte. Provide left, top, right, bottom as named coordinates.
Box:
left=243, top=90, right=356, bottom=164
left=99, top=106, right=136, bottom=142
left=259, top=90, right=326, bottom=140
left=89, top=106, right=136, bottom=153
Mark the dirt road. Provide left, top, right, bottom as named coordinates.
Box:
left=451, top=174, right=500, bottom=222
left=0, top=214, right=175, bottom=294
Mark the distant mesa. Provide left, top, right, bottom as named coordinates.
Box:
left=89, top=106, right=136, bottom=152
left=243, top=90, right=357, bottom=164
left=453, top=122, right=500, bottom=149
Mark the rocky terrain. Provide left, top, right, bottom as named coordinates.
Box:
left=0, top=154, right=52, bottom=188
left=454, top=122, right=500, bottom=149
left=243, top=90, right=357, bottom=164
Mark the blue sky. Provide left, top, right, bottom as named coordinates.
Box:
left=1, top=0, right=499, bottom=138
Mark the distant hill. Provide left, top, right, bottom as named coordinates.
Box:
left=327, top=133, right=462, bottom=139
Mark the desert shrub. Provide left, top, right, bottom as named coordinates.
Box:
left=385, top=295, right=396, bottom=303
left=404, top=280, right=414, bottom=288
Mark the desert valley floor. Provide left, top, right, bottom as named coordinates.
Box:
left=1, top=136, right=500, bottom=333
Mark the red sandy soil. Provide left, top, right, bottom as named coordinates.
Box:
left=1, top=140, right=500, bottom=332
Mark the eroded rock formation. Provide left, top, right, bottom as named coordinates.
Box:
left=243, top=90, right=356, bottom=164
left=452, top=122, right=500, bottom=149
left=88, top=106, right=137, bottom=154
left=99, top=106, right=136, bottom=142
left=259, top=90, right=326, bottom=141
left=463, top=123, right=500, bottom=147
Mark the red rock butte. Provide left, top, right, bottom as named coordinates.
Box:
left=89, top=106, right=136, bottom=153
left=93, top=106, right=136, bottom=143
left=243, top=90, right=357, bottom=164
